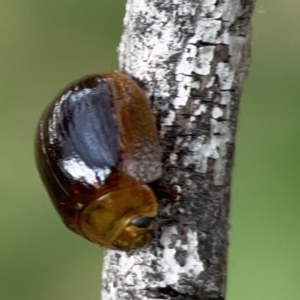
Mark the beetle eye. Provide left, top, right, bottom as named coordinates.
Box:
left=131, top=217, right=153, bottom=228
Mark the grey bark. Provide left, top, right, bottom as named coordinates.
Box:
left=102, top=1, right=255, bottom=299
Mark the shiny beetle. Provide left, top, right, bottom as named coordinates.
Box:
left=35, top=71, right=162, bottom=250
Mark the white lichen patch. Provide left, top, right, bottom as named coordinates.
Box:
left=191, top=80, right=200, bottom=90
left=184, top=135, right=218, bottom=174
left=160, top=226, right=204, bottom=285
left=169, top=153, right=178, bottom=165
left=212, top=107, right=224, bottom=119
left=220, top=91, right=231, bottom=105
left=210, top=119, right=232, bottom=185
left=194, top=104, right=207, bottom=116
left=182, top=112, right=232, bottom=185
left=194, top=46, right=215, bottom=75
left=216, top=62, right=234, bottom=90
left=173, top=82, right=192, bottom=109
left=102, top=250, right=160, bottom=296
left=206, top=76, right=215, bottom=88
left=161, top=110, right=175, bottom=128
left=176, top=44, right=198, bottom=75
left=101, top=233, right=204, bottom=300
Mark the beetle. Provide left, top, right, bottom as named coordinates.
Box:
left=35, top=71, right=162, bottom=250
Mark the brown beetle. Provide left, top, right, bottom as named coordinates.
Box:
left=35, top=71, right=162, bottom=250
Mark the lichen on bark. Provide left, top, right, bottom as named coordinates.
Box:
left=102, top=1, right=255, bottom=299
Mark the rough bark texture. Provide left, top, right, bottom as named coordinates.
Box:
left=102, top=1, right=254, bottom=299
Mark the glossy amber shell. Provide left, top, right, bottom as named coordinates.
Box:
left=35, top=72, right=162, bottom=249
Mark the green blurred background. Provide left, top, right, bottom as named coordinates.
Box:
left=0, top=1, right=299, bottom=299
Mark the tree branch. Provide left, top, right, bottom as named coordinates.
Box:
left=102, top=1, right=255, bottom=299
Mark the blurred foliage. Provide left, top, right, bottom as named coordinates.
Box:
left=0, top=0, right=299, bottom=299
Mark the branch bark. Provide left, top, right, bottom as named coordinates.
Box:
left=102, top=1, right=255, bottom=299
